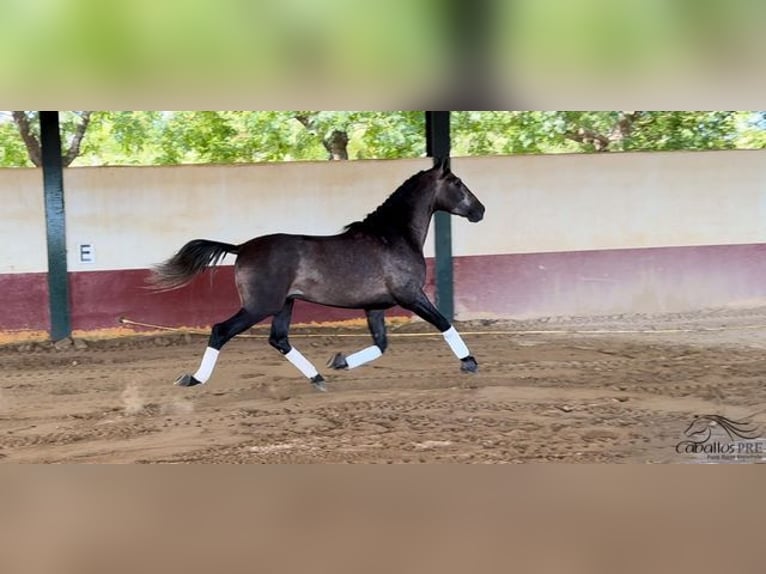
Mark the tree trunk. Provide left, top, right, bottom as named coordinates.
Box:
left=12, top=111, right=42, bottom=166
left=565, top=111, right=640, bottom=152
left=12, top=111, right=92, bottom=167
left=608, top=111, right=638, bottom=148
left=565, top=127, right=611, bottom=152
left=323, top=129, right=349, bottom=160
left=63, top=111, right=92, bottom=166
left=294, top=114, right=350, bottom=160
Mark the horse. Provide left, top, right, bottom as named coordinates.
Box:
left=149, top=158, right=485, bottom=391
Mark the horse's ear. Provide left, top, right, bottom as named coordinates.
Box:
left=435, top=156, right=450, bottom=175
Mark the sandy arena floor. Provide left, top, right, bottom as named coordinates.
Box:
left=2, top=308, right=766, bottom=463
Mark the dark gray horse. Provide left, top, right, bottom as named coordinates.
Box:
left=150, top=159, right=485, bottom=391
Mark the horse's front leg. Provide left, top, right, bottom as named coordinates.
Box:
left=328, top=309, right=387, bottom=370
left=395, top=290, right=478, bottom=373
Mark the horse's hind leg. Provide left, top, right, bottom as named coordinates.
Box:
left=176, top=307, right=262, bottom=387
left=395, top=290, right=478, bottom=373
left=328, top=309, right=387, bottom=370
left=269, top=299, right=327, bottom=391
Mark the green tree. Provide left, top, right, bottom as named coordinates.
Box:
left=0, top=111, right=763, bottom=168
left=451, top=111, right=743, bottom=155
left=294, top=111, right=425, bottom=160
left=0, top=113, right=28, bottom=166
left=93, top=111, right=426, bottom=164
left=735, top=112, right=766, bottom=149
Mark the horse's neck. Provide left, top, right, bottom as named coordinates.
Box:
left=404, top=184, right=437, bottom=249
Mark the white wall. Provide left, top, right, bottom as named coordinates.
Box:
left=64, top=158, right=432, bottom=272
left=451, top=150, right=766, bottom=257
left=2, top=151, right=766, bottom=275
left=0, top=169, right=46, bottom=273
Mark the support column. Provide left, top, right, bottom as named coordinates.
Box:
left=40, top=111, right=71, bottom=340
left=425, top=111, right=454, bottom=322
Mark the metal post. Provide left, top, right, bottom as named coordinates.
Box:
left=425, top=111, right=454, bottom=322
left=40, top=111, right=71, bottom=340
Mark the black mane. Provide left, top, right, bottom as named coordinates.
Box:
left=344, top=170, right=429, bottom=237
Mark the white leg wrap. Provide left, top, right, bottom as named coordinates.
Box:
left=442, top=326, right=470, bottom=359
left=192, top=347, right=220, bottom=384
left=284, top=348, right=319, bottom=379
left=345, top=345, right=383, bottom=369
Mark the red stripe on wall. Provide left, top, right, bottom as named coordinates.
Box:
left=69, top=268, right=240, bottom=330
left=0, top=272, right=49, bottom=330
left=5, top=243, right=766, bottom=332
left=453, top=243, right=766, bottom=318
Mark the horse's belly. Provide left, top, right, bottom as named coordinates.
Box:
left=290, top=290, right=396, bottom=309
left=289, top=277, right=394, bottom=309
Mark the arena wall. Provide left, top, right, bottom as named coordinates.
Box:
left=2, top=151, right=766, bottom=332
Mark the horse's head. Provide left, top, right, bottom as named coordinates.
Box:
left=431, top=158, right=485, bottom=222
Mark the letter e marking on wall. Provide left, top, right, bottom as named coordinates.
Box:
left=79, top=243, right=95, bottom=264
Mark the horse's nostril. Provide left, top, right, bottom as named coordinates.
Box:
left=470, top=206, right=485, bottom=222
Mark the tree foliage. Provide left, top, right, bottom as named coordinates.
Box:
left=0, top=111, right=763, bottom=168
left=451, top=111, right=744, bottom=155
left=0, top=116, right=28, bottom=166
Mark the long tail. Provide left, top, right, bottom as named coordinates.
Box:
left=147, top=239, right=239, bottom=291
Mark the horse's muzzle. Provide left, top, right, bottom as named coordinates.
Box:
left=467, top=205, right=485, bottom=222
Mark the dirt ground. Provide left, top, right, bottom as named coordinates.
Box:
left=2, top=308, right=766, bottom=463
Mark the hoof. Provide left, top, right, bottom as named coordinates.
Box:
left=311, top=374, right=327, bottom=392
left=460, top=356, right=479, bottom=373
left=327, top=352, right=348, bottom=370
left=175, top=373, right=203, bottom=387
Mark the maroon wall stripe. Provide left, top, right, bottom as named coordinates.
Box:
left=454, top=243, right=766, bottom=317
left=0, top=273, right=49, bottom=331
left=4, top=244, right=766, bottom=332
